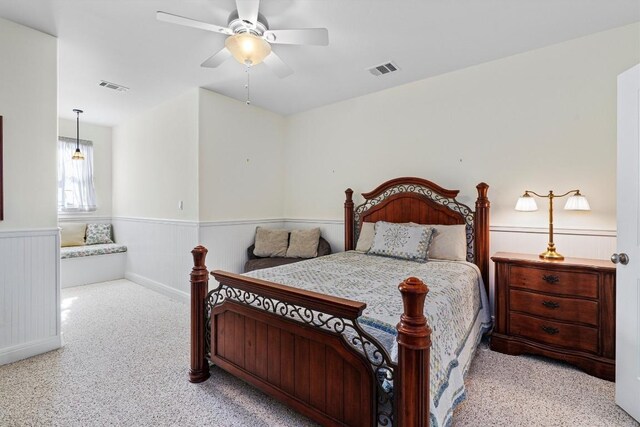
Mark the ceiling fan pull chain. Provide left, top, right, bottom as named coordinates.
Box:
left=245, top=64, right=251, bottom=105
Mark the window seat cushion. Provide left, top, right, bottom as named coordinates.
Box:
left=61, top=243, right=127, bottom=259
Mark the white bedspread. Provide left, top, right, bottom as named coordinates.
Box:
left=244, top=251, right=492, bottom=427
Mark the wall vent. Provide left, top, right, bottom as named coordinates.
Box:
left=98, top=80, right=129, bottom=92
left=367, top=61, right=400, bottom=76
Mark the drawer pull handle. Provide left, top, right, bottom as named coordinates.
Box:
left=541, top=326, right=560, bottom=335
left=542, top=274, right=560, bottom=284
left=542, top=301, right=560, bottom=309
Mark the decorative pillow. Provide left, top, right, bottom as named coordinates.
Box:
left=85, top=223, right=114, bottom=245
left=253, top=227, right=289, bottom=258
left=368, top=222, right=434, bottom=261
left=286, top=228, right=321, bottom=258
left=60, top=223, right=87, bottom=247
left=427, top=224, right=467, bottom=261
left=355, top=222, right=375, bottom=252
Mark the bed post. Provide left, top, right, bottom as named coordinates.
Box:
left=189, top=245, right=210, bottom=383
left=396, top=277, right=432, bottom=427
left=344, top=188, right=354, bottom=251
left=474, top=183, right=490, bottom=294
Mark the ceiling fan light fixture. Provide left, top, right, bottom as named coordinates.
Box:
left=225, top=33, right=271, bottom=66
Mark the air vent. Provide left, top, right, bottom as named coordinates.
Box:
left=98, top=80, right=129, bottom=92
left=367, top=61, right=400, bottom=76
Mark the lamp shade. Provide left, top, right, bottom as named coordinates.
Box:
left=515, top=194, right=538, bottom=211
left=225, top=33, right=272, bottom=66
left=71, top=148, right=85, bottom=160
left=564, top=194, right=590, bottom=211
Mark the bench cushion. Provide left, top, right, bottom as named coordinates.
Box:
left=61, top=243, right=127, bottom=259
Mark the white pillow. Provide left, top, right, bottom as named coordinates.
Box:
left=427, top=224, right=467, bottom=261
left=355, top=222, right=375, bottom=252
left=59, top=223, right=87, bottom=247
left=368, top=221, right=434, bottom=261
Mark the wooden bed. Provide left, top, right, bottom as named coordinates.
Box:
left=189, top=177, right=490, bottom=427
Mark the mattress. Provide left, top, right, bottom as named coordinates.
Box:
left=244, top=251, right=492, bottom=427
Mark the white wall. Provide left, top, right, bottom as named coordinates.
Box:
left=283, top=23, right=640, bottom=234
left=0, top=17, right=60, bottom=365
left=112, top=88, right=199, bottom=221
left=111, top=88, right=200, bottom=297
left=198, top=88, right=285, bottom=221
left=196, top=88, right=286, bottom=274
left=58, top=119, right=112, bottom=219
left=0, top=18, right=58, bottom=231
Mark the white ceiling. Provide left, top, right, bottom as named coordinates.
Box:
left=0, top=0, right=638, bottom=127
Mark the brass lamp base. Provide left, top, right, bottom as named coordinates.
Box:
left=539, top=247, right=564, bottom=261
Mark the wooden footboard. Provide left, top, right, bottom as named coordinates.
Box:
left=190, top=246, right=432, bottom=427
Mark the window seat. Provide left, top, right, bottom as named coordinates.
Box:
left=60, top=244, right=127, bottom=288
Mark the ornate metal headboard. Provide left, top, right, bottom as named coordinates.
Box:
left=344, top=177, right=490, bottom=291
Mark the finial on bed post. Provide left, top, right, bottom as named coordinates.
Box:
left=189, top=245, right=210, bottom=383
left=474, top=182, right=490, bottom=294
left=396, top=277, right=432, bottom=427
left=344, top=188, right=355, bottom=251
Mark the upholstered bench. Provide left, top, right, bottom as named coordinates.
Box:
left=244, top=236, right=331, bottom=273
left=59, top=221, right=127, bottom=288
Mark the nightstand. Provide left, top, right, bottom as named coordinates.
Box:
left=490, top=252, right=616, bottom=381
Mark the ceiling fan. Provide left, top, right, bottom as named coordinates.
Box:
left=157, top=0, right=329, bottom=78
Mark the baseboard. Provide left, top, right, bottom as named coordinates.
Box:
left=125, top=272, right=189, bottom=303
left=0, top=335, right=62, bottom=366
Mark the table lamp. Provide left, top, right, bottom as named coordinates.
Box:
left=515, top=189, right=590, bottom=260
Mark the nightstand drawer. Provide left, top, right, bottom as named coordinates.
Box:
left=509, top=289, right=599, bottom=326
left=510, top=265, right=598, bottom=298
left=509, top=312, right=598, bottom=354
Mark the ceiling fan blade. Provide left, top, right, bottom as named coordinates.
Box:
left=263, top=28, right=329, bottom=46
left=157, top=11, right=233, bottom=35
left=263, top=52, right=293, bottom=78
left=201, top=47, right=233, bottom=68
left=235, top=0, right=260, bottom=26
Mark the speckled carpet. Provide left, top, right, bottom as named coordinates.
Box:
left=0, top=280, right=636, bottom=426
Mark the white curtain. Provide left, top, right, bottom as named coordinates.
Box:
left=57, top=137, right=97, bottom=212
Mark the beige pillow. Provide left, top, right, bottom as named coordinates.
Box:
left=286, top=228, right=321, bottom=258
left=60, top=223, right=87, bottom=247
left=355, top=222, right=375, bottom=252
left=253, top=227, right=289, bottom=257
left=427, top=224, right=467, bottom=261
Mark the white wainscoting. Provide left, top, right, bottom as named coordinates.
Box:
left=112, top=217, right=199, bottom=302
left=0, top=228, right=61, bottom=365
left=111, top=217, right=617, bottom=316
left=57, top=215, right=112, bottom=224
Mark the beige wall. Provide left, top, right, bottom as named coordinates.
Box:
left=283, top=23, right=640, bottom=232
left=112, top=88, right=199, bottom=221
left=0, top=17, right=58, bottom=230
left=198, top=88, right=285, bottom=221
left=58, top=119, right=113, bottom=218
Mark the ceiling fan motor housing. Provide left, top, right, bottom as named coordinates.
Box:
left=227, top=10, right=269, bottom=36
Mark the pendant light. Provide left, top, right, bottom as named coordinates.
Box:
left=72, top=109, right=85, bottom=160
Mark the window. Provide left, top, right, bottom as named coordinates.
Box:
left=57, top=137, right=97, bottom=212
